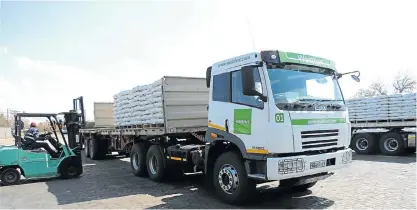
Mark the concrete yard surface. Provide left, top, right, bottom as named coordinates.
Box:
left=0, top=152, right=415, bottom=209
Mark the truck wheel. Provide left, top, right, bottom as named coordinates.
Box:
left=84, top=138, right=90, bottom=158
left=351, top=133, right=377, bottom=155
left=130, top=143, right=148, bottom=177
left=379, top=132, right=405, bottom=156
left=89, top=138, right=103, bottom=160
left=405, top=148, right=416, bottom=155
left=0, top=168, right=21, bottom=186
left=213, top=151, right=256, bottom=205
left=146, top=145, right=165, bottom=181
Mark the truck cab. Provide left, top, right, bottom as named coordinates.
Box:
left=205, top=51, right=355, bottom=200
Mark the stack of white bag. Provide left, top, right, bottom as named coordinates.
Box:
left=346, top=93, right=416, bottom=121
left=113, top=90, right=133, bottom=126
left=113, top=78, right=165, bottom=127
left=388, top=93, right=417, bottom=120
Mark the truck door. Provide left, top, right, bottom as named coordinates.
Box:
left=208, top=66, right=269, bottom=156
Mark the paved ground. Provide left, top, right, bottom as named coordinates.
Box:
left=0, top=139, right=416, bottom=209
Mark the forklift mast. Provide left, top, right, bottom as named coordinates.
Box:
left=73, top=96, right=86, bottom=128
left=63, top=111, right=82, bottom=149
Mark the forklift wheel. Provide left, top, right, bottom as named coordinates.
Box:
left=0, top=168, right=21, bottom=186
left=60, top=159, right=82, bottom=179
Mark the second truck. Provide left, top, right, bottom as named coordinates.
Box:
left=78, top=50, right=358, bottom=205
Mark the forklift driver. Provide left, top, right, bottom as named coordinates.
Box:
left=23, top=122, right=59, bottom=157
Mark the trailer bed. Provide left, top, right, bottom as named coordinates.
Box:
left=350, top=119, right=416, bottom=129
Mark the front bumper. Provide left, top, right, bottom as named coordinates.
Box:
left=266, top=148, right=353, bottom=181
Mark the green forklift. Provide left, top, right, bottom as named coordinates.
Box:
left=0, top=109, right=84, bottom=186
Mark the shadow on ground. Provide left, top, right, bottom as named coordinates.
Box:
left=44, top=153, right=335, bottom=209
left=353, top=153, right=416, bottom=164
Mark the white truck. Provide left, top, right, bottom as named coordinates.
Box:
left=78, top=50, right=357, bottom=205
left=347, top=93, right=416, bottom=156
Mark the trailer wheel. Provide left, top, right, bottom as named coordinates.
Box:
left=89, top=138, right=104, bottom=160
left=0, top=168, right=21, bottom=186
left=379, top=132, right=405, bottom=156
left=84, top=138, right=90, bottom=158
left=130, top=143, right=148, bottom=177
left=351, top=133, right=377, bottom=155
left=146, top=145, right=165, bottom=181
left=212, top=151, right=255, bottom=205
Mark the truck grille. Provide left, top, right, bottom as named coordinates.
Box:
left=301, top=129, right=339, bottom=149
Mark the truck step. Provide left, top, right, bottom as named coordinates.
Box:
left=248, top=174, right=267, bottom=180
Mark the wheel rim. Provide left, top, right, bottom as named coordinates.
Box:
left=356, top=138, right=369, bottom=151
left=149, top=154, right=158, bottom=175
left=132, top=153, right=139, bottom=170
left=218, top=164, right=239, bottom=194
left=384, top=138, right=399, bottom=152
left=4, top=171, right=18, bottom=183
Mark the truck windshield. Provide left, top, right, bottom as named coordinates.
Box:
left=267, top=68, right=344, bottom=111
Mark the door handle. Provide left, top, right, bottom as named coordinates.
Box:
left=225, top=119, right=229, bottom=132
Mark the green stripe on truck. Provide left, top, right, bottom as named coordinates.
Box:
left=291, top=118, right=346, bottom=125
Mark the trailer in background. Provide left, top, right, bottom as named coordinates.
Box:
left=79, top=76, right=208, bottom=160
left=347, top=93, right=416, bottom=156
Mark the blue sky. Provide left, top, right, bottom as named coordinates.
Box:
left=0, top=0, right=416, bottom=120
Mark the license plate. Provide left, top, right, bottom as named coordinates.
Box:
left=310, top=160, right=326, bottom=169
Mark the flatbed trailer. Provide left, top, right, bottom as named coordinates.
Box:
left=79, top=76, right=208, bottom=159
left=347, top=94, right=416, bottom=156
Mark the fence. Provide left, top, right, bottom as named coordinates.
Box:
left=0, top=127, right=12, bottom=139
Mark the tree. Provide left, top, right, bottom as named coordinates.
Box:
left=85, top=121, right=95, bottom=129
left=353, top=80, right=388, bottom=98
left=0, top=113, right=10, bottom=127
left=369, top=80, right=388, bottom=96
left=353, top=88, right=376, bottom=98
left=393, top=71, right=416, bottom=93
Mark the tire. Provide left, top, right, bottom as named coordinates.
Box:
left=351, top=133, right=377, bottom=155
left=146, top=145, right=165, bottom=181
left=84, top=138, right=90, bottom=158
left=379, top=132, right=405, bottom=156
left=130, top=143, right=148, bottom=177
left=60, top=159, right=82, bottom=179
left=405, top=148, right=416, bottom=155
left=212, top=151, right=256, bottom=205
left=0, top=168, right=21, bottom=186
left=89, top=138, right=104, bottom=160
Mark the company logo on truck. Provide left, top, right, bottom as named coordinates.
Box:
left=234, top=109, right=252, bottom=135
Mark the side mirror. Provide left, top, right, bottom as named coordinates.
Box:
left=241, top=66, right=267, bottom=102
left=351, top=74, right=360, bottom=82
left=241, top=66, right=255, bottom=96
left=206, top=66, right=212, bottom=88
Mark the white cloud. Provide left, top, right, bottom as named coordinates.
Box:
left=8, top=56, right=160, bottom=120
left=0, top=46, right=8, bottom=56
